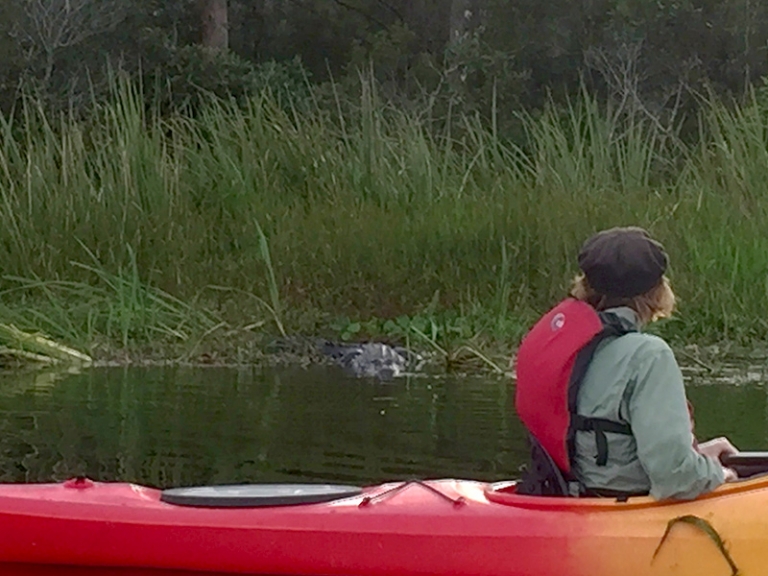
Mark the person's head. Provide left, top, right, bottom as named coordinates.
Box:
left=570, top=227, right=675, bottom=325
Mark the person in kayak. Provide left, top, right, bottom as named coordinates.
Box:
left=515, top=227, right=738, bottom=500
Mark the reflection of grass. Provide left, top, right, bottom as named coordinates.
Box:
left=0, top=367, right=80, bottom=396
left=653, top=515, right=739, bottom=576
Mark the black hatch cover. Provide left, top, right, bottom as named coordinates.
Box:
left=160, top=483, right=363, bottom=508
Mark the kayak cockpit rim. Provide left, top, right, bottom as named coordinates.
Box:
left=485, top=475, right=768, bottom=511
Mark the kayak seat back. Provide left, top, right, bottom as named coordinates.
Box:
left=160, top=483, right=363, bottom=507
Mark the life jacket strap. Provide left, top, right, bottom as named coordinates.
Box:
left=572, top=415, right=632, bottom=466
left=516, top=434, right=571, bottom=497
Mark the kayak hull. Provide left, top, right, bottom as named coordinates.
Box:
left=1, top=476, right=766, bottom=575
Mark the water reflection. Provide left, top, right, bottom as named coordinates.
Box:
left=0, top=363, right=765, bottom=487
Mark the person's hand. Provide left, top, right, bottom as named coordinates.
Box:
left=722, top=467, right=738, bottom=483
left=696, top=436, right=739, bottom=462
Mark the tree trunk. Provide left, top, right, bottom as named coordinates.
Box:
left=200, top=0, right=229, bottom=50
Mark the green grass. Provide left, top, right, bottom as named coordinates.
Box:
left=1, top=77, right=768, bottom=361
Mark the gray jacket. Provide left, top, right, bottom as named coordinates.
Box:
left=572, top=307, right=724, bottom=500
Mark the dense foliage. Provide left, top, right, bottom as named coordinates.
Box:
left=1, top=0, right=767, bottom=123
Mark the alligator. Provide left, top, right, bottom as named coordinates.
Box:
left=321, top=342, right=424, bottom=380
left=264, top=337, right=425, bottom=380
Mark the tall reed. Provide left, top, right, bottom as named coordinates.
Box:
left=0, top=78, right=767, bottom=348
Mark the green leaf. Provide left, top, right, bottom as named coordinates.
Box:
left=410, top=315, right=428, bottom=334
left=330, top=316, right=351, bottom=332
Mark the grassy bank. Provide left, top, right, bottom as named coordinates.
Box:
left=1, top=79, right=767, bottom=365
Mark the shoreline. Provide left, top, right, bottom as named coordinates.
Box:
left=3, top=320, right=765, bottom=378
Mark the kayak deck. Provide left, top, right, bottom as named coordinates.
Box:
left=2, top=476, right=768, bottom=575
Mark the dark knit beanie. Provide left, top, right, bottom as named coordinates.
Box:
left=577, top=227, right=668, bottom=298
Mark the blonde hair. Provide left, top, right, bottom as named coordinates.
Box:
left=569, top=274, right=676, bottom=325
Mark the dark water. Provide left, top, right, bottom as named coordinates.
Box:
left=0, top=363, right=766, bottom=488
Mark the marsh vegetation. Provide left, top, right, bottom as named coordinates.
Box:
left=1, top=2, right=768, bottom=362
left=1, top=77, right=768, bottom=363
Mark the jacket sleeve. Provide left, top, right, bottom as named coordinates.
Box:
left=627, top=342, right=725, bottom=500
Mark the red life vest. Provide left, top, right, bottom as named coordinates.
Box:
left=515, top=299, right=634, bottom=477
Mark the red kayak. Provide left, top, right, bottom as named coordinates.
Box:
left=2, top=475, right=768, bottom=575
